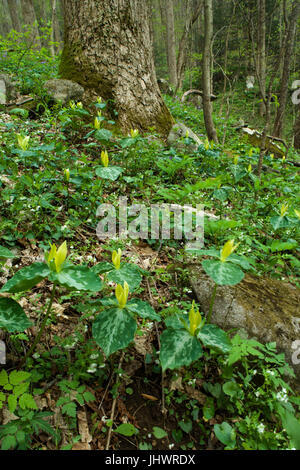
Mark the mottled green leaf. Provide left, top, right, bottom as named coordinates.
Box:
left=0, top=298, right=32, bottom=332
left=202, top=259, right=244, bottom=286
left=126, top=299, right=160, bottom=321
left=50, top=265, right=103, bottom=292
left=96, top=166, right=123, bottom=181
left=107, top=264, right=142, bottom=291
left=92, top=308, right=137, bottom=357
left=198, top=324, right=231, bottom=354
left=0, top=263, right=50, bottom=293
left=160, top=328, right=203, bottom=371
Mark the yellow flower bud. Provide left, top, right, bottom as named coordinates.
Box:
left=130, top=129, right=139, bottom=138
left=189, top=302, right=203, bottom=336
left=55, top=241, right=68, bottom=272
left=76, top=102, right=83, bottom=109
left=115, top=281, right=129, bottom=309
left=112, top=248, right=122, bottom=270
left=46, top=241, right=68, bottom=273
left=64, top=169, right=70, bottom=182
left=280, top=204, right=288, bottom=217
left=248, top=164, right=252, bottom=173
left=270, top=154, right=274, bottom=160
left=94, top=117, right=101, bottom=130
left=294, top=209, right=300, bottom=220
left=101, top=150, right=109, bottom=168
left=220, top=240, right=239, bottom=263
left=17, top=134, right=30, bottom=151
left=282, top=156, right=286, bottom=162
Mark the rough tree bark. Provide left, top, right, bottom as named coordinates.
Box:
left=59, top=0, right=173, bottom=135
left=175, top=0, right=203, bottom=93
left=165, top=0, right=177, bottom=87
left=21, top=0, right=41, bottom=48
left=257, top=0, right=266, bottom=116
left=202, top=0, right=218, bottom=143
left=7, top=0, right=21, bottom=32
left=273, top=0, right=300, bottom=138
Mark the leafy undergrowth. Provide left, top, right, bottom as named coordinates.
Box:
left=0, top=38, right=300, bottom=451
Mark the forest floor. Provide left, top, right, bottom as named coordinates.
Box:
left=0, top=53, right=300, bottom=451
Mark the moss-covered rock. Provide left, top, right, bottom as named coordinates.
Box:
left=44, top=79, right=84, bottom=106
left=189, top=265, right=300, bottom=388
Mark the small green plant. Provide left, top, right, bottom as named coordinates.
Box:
left=92, top=280, right=160, bottom=357
left=0, top=241, right=103, bottom=359
left=159, top=301, right=231, bottom=371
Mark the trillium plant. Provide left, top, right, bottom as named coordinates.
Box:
left=92, top=249, right=143, bottom=291
left=0, top=241, right=103, bottom=360
left=92, top=280, right=160, bottom=357
left=95, top=150, right=123, bottom=182
left=188, top=239, right=254, bottom=323
left=159, top=301, right=231, bottom=371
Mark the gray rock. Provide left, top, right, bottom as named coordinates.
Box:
left=189, top=265, right=300, bottom=388
left=0, top=80, right=5, bottom=104
left=157, top=78, right=174, bottom=96
left=167, top=122, right=203, bottom=152
left=0, top=73, right=18, bottom=103
left=44, top=79, right=84, bottom=105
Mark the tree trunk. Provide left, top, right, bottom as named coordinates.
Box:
left=165, top=0, right=177, bottom=87
left=202, top=0, right=218, bottom=143
left=7, top=0, right=21, bottom=32
left=21, top=0, right=41, bottom=48
left=50, top=0, right=61, bottom=57
left=59, top=0, right=174, bottom=136
left=257, top=0, right=266, bottom=116
left=273, top=0, right=300, bottom=138
left=175, top=0, right=203, bottom=93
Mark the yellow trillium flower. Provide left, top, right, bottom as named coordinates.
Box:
left=204, top=139, right=210, bottom=151
left=112, top=248, right=122, bottom=270
left=294, top=209, right=300, bottom=220
left=46, top=241, right=68, bottom=273
left=77, top=102, right=83, bottom=109
left=249, top=149, right=253, bottom=157
left=94, top=117, right=101, bottom=130
left=17, top=134, right=30, bottom=151
left=97, top=97, right=102, bottom=104
left=101, top=150, right=109, bottom=167
left=248, top=164, right=252, bottom=173
left=280, top=204, right=289, bottom=217
left=130, top=129, right=139, bottom=138
left=270, top=153, right=274, bottom=160
left=189, top=302, right=203, bottom=336
left=282, top=156, right=286, bottom=163
left=115, top=281, right=129, bottom=309
left=220, top=240, right=239, bottom=263
left=64, top=169, right=70, bottom=182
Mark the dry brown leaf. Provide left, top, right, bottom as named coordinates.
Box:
left=72, top=442, right=91, bottom=450
left=77, top=409, right=92, bottom=444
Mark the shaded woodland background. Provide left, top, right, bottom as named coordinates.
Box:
left=0, top=0, right=299, bottom=145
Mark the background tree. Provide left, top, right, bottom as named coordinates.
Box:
left=59, top=0, right=173, bottom=135
left=273, top=0, right=300, bottom=138
left=202, top=0, right=218, bottom=142
left=21, top=0, right=41, bottom=48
